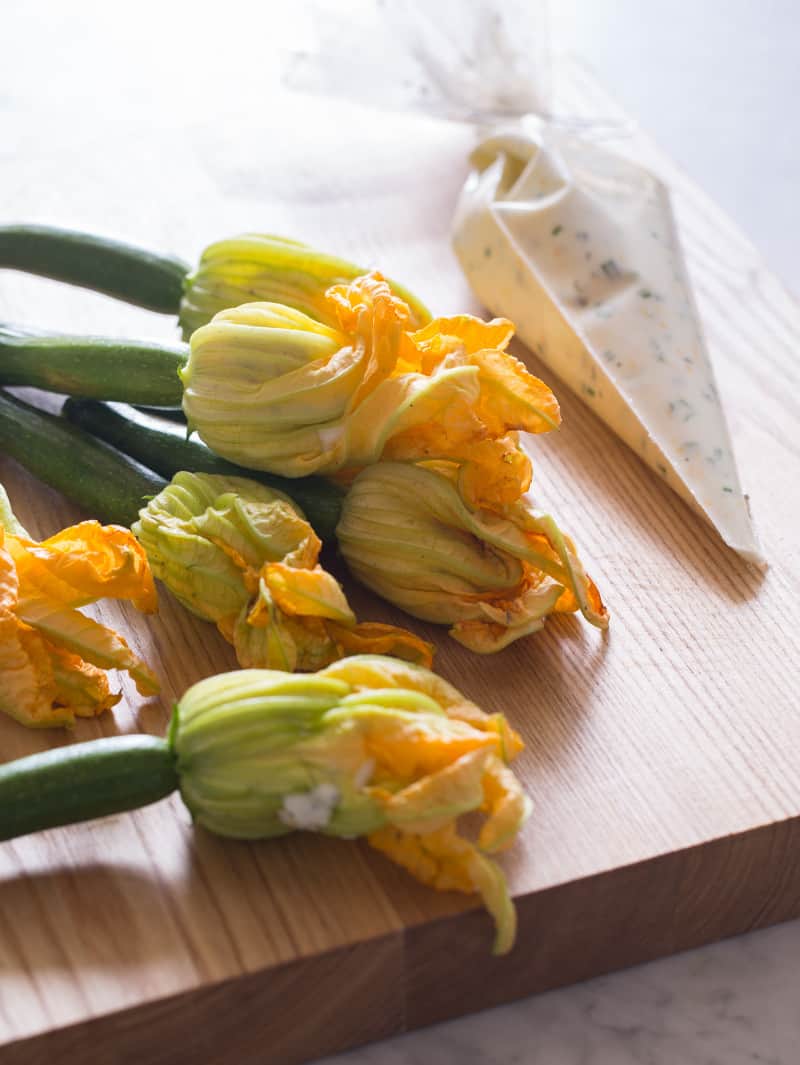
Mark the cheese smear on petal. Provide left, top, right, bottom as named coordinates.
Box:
left=453, top=127, right=763, bottom=563
left=278, top=783, right=341, bottom=831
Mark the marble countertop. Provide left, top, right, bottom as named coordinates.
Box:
left=320, top=3, right=800, bottom=1063
left=322, top=919, right=800, bottom=1064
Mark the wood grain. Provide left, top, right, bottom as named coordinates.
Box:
left=1, top=38, right=799, bottom=1065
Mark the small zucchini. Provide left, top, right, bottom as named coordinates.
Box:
left=0, top=736, right=178, bottom=841
left=0, top=390, right=167, bottom=527
left=0, top=224, right=189, bottom=314
left=63, top=398, right=346, bottom=542
left=0, top=324, right=186, bottom=406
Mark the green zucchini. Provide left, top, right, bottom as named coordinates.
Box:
left=0, top=225, right=189, bottom=314
left=0, top=736, right=178, bottom=841
left=63, top=398, right=346, bottom=542
left=0, top=390, right=167, bottom=526
left=0, top=324, right=186, bottom=406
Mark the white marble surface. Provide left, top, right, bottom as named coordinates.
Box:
left=322, top=919, right=800, bottom=1064
left=317, top=4, right=800, bottom=1064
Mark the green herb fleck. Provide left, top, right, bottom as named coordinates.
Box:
left=722, top=486, right=733, bottom=493
left=657, top=463, right=667, bottom=476
left=639, top=288, right=653, bottom=299
left=584, top=385, right=596, bottom=397
left=483, top=246, right=492, bottom=258
left=551, top=225, right=563, bottom=237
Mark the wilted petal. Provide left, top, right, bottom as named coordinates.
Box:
left=378, top=747, right=494, bottom=832
left=368, top=823, right=517, bottom=955
left=324, top=622, right=434, bottom=669
left=49, top=644, right=122, bottom=717
left=9, top=521, right=156, bottom=613
left=261, top=563, right=356, bottom=623
left=0, top=508, right=159, bottom=729
left=16, top=595, right=159, bottom=696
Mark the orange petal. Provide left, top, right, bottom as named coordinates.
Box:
left=456, top=435, right=533, bottom=508
left=368, top=823, right=517, bottom=954
left=48, top=642, right=122, bottom=718
left=325, top=620, right=435, bottom=669
left=379, top=748, right=493, bottom=833
left=468, top=348, right=561, bottom=435
left=411, top=315, right=515, bottom=365
left=326, top=273, right=410, bottom=409
left=11, top=521, right=157, bottom=613
left=362, top=716, right=497, bottom=782
left=478, top=755, right=532, bottom=853
left=261, top=563, right=355, bottom=623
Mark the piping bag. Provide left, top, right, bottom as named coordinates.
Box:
left=284, top=1, right=763, bottom=564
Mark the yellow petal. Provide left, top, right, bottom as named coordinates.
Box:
left=456, top=435, right=534, bottom=508
left=49, top=643, right=122, bottom=718
left=478, top=755, right=533, bottom=853
left=345, top=364, right=481, bottom=468
left=411, top=315, right=515, bottom=366
left=321, top=655, right=488, bottom=722
left=361, top=715, right=497, bottom=782
left=379, top=747, right=493, bottom=833
left=469, top=347, right=561, bottom=435
left=0, top=539, right=76, bottom=727
left=260, top=563, right=356, bottom=624
left=231, top=595, right=299, bottom=672
left=325, top=621, right=434, bottom=670
left=10, top=521, right=157, bottom=613
left=368, top=823, right=517, bottom=954
left=528, top=514, right=609, bottom=629
left=16, top=596, right=159, bottom=697
left=449, top=579, right=564, bottom=653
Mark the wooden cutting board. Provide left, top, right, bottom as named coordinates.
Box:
left=1, top=50, right=799, bottom=1065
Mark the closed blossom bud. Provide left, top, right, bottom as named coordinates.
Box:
left=133, top=471, right=432, bottom=672
left=336, top=462, right=608, bottom=653
left=171, top=654, right=530, bottom=954
left=180, top=273, right=560, bottom=506
left=178, top=233, right=430, bottom=338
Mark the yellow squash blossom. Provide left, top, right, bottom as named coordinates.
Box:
left=336, top=462, right=608, bottom=652
left=133, top=472, right=432, bottom=672
left=172, top=655, right=530, bottom=953
left=0, top=485, right=158, bottom=728
left=181, top=273, right=559, bottom=507
left=178, top=233, right=431, bottom=339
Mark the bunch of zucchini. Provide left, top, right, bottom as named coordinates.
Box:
left=0, top=224, right=350, bottom=536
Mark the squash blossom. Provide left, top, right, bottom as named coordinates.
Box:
left=178, top=233, right=431, bottom=339
left=0, top=485, right=158, bottom=728
left=172, top=655, right=531, bottom=954
left=336, top=463, right=608, bottom=653
left=180, top=272, right=560, bottom=508
left=133, top=471, right=432, bottom=672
